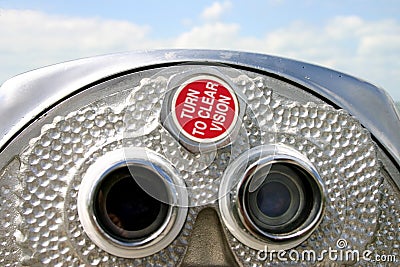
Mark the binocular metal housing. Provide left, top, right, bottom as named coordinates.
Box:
left=0, top=50, right=399, bottom=266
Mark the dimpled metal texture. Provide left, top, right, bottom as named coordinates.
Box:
left=0, top=158, right=22, bottom=267
left=364, top=177, right=400, bottom=267
left=12, top=81, right=198, bottom=266
left=0, top=66, right=397, bottom=266
left=226, top=74, right=386, bottom=266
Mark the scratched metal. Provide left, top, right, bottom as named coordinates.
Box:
left=0, top=66, right=397, bottom=266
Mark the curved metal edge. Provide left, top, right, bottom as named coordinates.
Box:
left=1, top=49, right=399, bottom=168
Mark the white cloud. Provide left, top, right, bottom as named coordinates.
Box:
left=0, top=9, right=155, bottom=80
left=1, top=9, right=399, bottom=100
left=175, top=16, right=400, bottom=100
left=174, top=22, right=240, bottom=49
left=201, top=1, right=232, bottom=21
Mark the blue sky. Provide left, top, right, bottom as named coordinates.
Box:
left=1, top=0, right=399, bottom=100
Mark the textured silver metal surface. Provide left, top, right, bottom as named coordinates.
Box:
left=1, top=50, right=399, bottom=170
left=0, top=65, right=398, bottom=266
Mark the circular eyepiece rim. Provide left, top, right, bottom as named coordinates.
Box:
left=244, top=166, right=305, bottom=231
left=238, top=159, right=322, bottom=240
left=93, top=165, right=170, bottom=241
left=218, top=144, right=325, bottom=251
left=78, top=148, right=188, bottom=258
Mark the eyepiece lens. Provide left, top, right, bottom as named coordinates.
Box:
left=94, top=166, right=169, bottom=242
left=242, top=162, right=322, bottom=237
left=256, top=181, right=291, bottom=218
left=106, top=176, right=162, bottom=231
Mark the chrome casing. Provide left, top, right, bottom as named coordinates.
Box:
left=1, top=50, right=399, bottom=172
left=0, top=50, right=399, bottom=266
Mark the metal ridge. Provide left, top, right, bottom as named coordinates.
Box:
left=1, top=49, right=399, bottom=167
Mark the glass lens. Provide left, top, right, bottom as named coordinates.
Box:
left=256, top=181, right=291, bottom=218
left=245, top=163, right=314, bottom=234
left=95, top=166, right=169, bottom=241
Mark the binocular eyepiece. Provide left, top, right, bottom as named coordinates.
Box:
left=94, top=166, right=170, bottom=242
left=0, top=50, right=399, bottom=266
left=219, top=144, right=325, bottom=251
